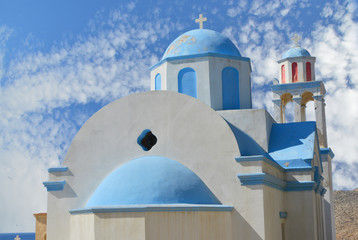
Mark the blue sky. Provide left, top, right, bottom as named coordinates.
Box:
left=1, top=0, right=357, bottom=233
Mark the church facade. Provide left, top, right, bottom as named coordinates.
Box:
left=43, top=19, right=335, bottom=240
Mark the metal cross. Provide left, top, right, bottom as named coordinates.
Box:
left=291, top=34, right=301, bottom=47
left=195, top=14, right=207, bottom=29
left=14, top=235, right=21, bottom=240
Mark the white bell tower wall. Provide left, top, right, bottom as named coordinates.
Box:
left=278, top=57, right=316, bottom=84
left=150, top=55, right=252, bottom=110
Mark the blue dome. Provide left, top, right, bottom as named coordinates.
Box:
left=162, top=29, right=241, bottom=60
left=282, top=47, right=311, bottom=59
left=86, top=156, right=220, bottom=207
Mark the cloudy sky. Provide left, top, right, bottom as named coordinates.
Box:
left=1, top=0, right=357, bottom=233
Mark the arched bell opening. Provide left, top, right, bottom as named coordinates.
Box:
left=299, top=91, right=314, bottom=122
left=301, top=91, right=315, bottom=121
left=305, top=101, right=315, bottom=121
left=280, top=93, right=293, bottom=123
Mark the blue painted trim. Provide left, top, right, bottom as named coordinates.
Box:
left=313, top=95, right=323, bottom=101
left=43, top=180, right=66, bottom=191
left=320, top=188, right=327, bottom=196
left=48, top=167, right=68, bottom=173
left=283, top=166, right=313, bottom=172
left=285, top=181, right=315, bottom=191
left=279, top=211, right=288, bottom=219
left=271, top=81, right=323, bottom=91
left=237, top=173, right=286, bottom=191
left=150, top=53, right=250, bottom=70
left=69, top=205, right=234, bottom=215
left=320, top=148, right=335, bottom=159
left=236, top=155, right=284, bottom=171
left=0, top=233, right=35, bottom=240
left=235, top=155, right=312, bottom=172
left=238, top=173, right=318, bottom=192
left=315, top=182, right=326, bottom=195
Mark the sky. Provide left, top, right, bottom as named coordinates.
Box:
left=0, top=0, right=357, bottom=233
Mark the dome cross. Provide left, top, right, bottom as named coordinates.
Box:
left=195, top=14, right=207, bottom=29
left=291, top=34, right=301, bottom=47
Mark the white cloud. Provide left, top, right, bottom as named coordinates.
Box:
left=224, top=0, right=358, bottom=190
left=0, top=8, right=176, bottom=232
left=310, top=0, right=358, bottom=189
left=1, top=0, right=358, bottom=233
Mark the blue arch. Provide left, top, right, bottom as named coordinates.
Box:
left=155, top=74, right=161, bottom=90
left=222, top=67, right=240, bottom=110
left=178, top=68, right=197, bottom=98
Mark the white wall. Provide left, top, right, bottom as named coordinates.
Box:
left=47, top=91, right=265, bottom=240
left=150, top=56, right=252, bottom=110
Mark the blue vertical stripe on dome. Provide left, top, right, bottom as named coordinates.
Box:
left=222, top=67, right=240, bottom=110
left=155, top=74, right=161, bottom=90
left=178, top=68, right=197, bottom=98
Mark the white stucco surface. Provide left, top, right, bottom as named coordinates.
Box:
left=70, top=211, right=232, bottom=240
left=150, top=56, right=252, bottom=110
left=47, top=91, right=267, bottom=240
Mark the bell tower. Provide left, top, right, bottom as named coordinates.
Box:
left=271, top=35, right=327, bottom=146
left=271, top=35, right=336, bottom=239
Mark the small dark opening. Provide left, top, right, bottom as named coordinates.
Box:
left=137, top=129, right=157, bottom=151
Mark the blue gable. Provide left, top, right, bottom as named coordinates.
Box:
left=268, top=122, right=316, bottom=170
left=0, top=233, right=35, bottom=240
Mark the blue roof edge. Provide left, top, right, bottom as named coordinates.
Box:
left=0, top=233, right=35, bottom=240
left=320, top=148, right=335, bottom=159
left=43, top=180, right=66, bottom=191
left=150, top=52, right=250, bottom=70
left=69, top=205, right=234, bottom=215
left=48, top=167, right=68, bottom=173
left=236, top=155, right=313, bottom=172
left=271, top=80, right=323, bottom=91
left=278, top=55, right=315, bottom=63
left=237, top=173, right=326, bottom=195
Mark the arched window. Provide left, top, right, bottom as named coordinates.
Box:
left=281, top=65, right=285, bottom=84
left=281, top=93, right=293, bottom=123
left=222, top=67, right=240, bottom=110
left=306, top=62, right=312, bottom=81
left=155, top=74, right=161, bottom=90
left=178, top=68, right=197, bottom=98
left=292, top=62, right=298, bottom=83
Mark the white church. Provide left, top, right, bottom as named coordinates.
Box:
left=43, top=16, right=336, bottom=240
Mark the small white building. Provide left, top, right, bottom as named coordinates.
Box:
left=44, top=24, right=335, bottom=240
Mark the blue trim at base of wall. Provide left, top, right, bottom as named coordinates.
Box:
left=48, top=167, right=68, bottom=173
left=43, top=180, right=66, bottom=191
left=69, top=205, right=234, bottom=215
